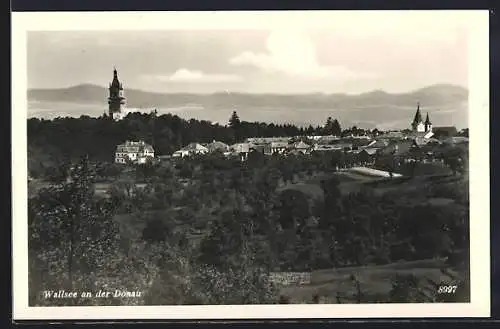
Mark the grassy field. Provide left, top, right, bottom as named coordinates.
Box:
left=280, top=169, right=388, bottom=198
left=280, top=259, right=467, bottom=303
left=285, top=168, right=465, bottom=200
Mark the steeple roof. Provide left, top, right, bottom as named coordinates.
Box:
left=110, top=67, right=122, bottom=89
left=412, top=102, right=423, bottom=124
left=425, top=112, right=432, bottom=125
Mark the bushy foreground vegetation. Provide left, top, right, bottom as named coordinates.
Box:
left=28, top=148, right=469, bottom=305
left=27, top=114, right=469, bottom=305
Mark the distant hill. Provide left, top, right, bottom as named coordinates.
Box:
left=27, top=84, right=469, bottom=129
left=28, top=83, right=468, bottom=109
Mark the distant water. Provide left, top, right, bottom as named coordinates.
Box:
left=28, top=101, right=468, bottom=130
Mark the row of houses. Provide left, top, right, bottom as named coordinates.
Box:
left=170, top=132, right=467, bottom=159
left=168, top=135, right=383, bottom=159
left=170, top=139, right=310, bottom=160
left=356, top=136, right=468, bottom=163
left=114, top=131, right=467, bottom=165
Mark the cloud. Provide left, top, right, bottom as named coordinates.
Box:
left=342, top=14, right=466, bottom=44
left=229, top=28, right=377, bottom=80
left=147, top=69, right=243, bottom=83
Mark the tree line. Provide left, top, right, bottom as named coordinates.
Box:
left=28, top=111, right=349, bottom=177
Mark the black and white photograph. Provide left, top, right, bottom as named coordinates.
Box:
left=12, top=10, right=490, bottom=320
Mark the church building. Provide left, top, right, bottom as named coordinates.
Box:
left=108, top=67, right=127, bottom=120
left=411, top=103, right=433, bottom=133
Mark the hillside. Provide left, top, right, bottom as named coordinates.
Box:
left=28, top=83, right=468, bottom=109
left=27, top=84, right=469, bottom=129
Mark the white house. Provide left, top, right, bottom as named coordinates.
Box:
left=172, top=150, right=190, bottom=158
left=265, top=141, right=289, bottom=155
left=115, top=140, right=155, bottom=164
left=292, top=141, right=311, bottom=154
left=230, top=143, right=251, bottom=161
left=231, top=143, right=250, bottom=154
left=172, top=143, right=209, bottom=158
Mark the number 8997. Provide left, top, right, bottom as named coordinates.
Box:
left=437, top=285, right=458, bottom=294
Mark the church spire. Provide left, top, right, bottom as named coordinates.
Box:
left=425, top=112, right=431, bottom=125
left=412, top=102, right=423, bottom=125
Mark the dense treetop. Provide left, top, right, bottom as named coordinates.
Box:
left=28, top=111, right=347, bottom=172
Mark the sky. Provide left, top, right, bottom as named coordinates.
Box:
left=27, top=12, right=469, bottom=94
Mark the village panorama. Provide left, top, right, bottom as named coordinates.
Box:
left=27, top=67, right=470, bottom=306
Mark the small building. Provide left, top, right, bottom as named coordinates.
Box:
left=379, top=140, right=413, bottom=157
left=413, top=137, right=441, bottom=147
left=172, top=149, right=189, bottom=158
left=266, top=141, right=289, bottom=155
left=433, top=126, right=459, bottom=139
left=407, top=130, right=434, bottom=139
left=206, top=140, right=230, bottom=153
left=115, top=140, right=155, bottom=164
left=230, top=143, right=251, bottom=161
left=357, top=148, right=379, bottom=164
left=249, top=143, right=266, bottom=154
left=172, top=143, right=209, bottom=158
left=286, top=149, right=305, bottom=156
left=292, top=141, right=311, bottom=154
left=328, top=141, right=354, bottom=152
left=231, top=143, right=250, bottom=154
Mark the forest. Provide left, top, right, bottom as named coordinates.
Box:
left=27, top=113, right=470, bottom=305
left=28, top=111, right=348, bottom=176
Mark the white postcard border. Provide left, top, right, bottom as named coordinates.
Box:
left=12, top=10, right=491, bottom=320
